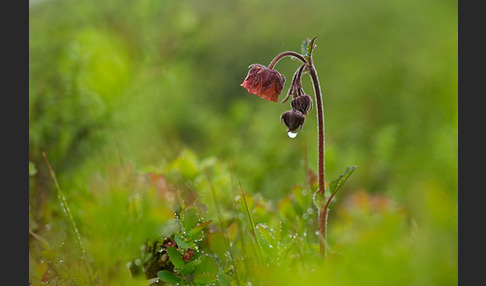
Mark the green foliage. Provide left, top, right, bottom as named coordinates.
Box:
left=30, top=0, right=457, bottom=285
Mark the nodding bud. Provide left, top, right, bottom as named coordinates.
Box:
left=291, top=94, right=313, bottom=115
left=241, top=64, right=286, bottom=102
left=281, top=110, right=306, bottom=132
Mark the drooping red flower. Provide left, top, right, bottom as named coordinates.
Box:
left=280, top=110, right=305, bottom=132
left=241, top=64, right=286, bottom=102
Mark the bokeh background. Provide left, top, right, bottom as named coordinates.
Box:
left=29, top=0, right=457, bottom=285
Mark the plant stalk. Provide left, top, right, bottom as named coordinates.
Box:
left=268, top=51, right=307, bottom=69
left=41, top=151, right=94, bottom=283
left=307, top=50, right=327, bottom=258
left=266, top=39, right=328, bottom=258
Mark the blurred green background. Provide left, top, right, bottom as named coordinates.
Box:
left=29, top=0, right=457, bottom=285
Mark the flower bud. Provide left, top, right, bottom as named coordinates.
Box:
left=291, top=94, right=313, bottom=115
left=241, top=64, right=286, bottom=102
left=281, top=110, right=305, bottom=132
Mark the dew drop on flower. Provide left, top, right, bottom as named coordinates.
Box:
left=288, top=131, right=298, bottom=138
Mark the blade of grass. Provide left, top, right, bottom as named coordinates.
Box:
left=41, top=151, right=93, bottom=284
left=205, top=169, right=240, bottom=284
left=238, top=179, right=263, bottom=265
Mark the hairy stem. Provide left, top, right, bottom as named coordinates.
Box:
left=308, top=54, right=327, bottom=258
left=268, top=51, right=307, bottom=69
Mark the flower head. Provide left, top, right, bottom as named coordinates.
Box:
left=281, top=110, right=305, bottom=132
left=291, top=94, right=313, bottom=115
left=241, top=64, right=286, bottom=102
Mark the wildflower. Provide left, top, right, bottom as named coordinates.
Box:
left=291, top=94, right=313, bottom=115
left=280, top=110, right=305, bottom=132
left=241, top=64, right=286, bottom=102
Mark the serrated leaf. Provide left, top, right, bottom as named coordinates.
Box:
left=157, top=270, right=181, bottom=284
left=174, top=235, right=191, bottom=249
left=301, top=37, right=311, bottom=56
left=179, top=260, right=201, bottom=276
left=279, top=234, right=297, bottom=257
left=167, top=246, right=185, bottom=269
left=189, top=219, right=213, bottom=238
left=328, top=166, right=359, bottom=195
left=194, top=272, right=217, bottom=284
left=194, top=255, right=219, bottom=275
left=328, top=176, right=343, bottom=194
left=183, top=206, right=201, bottom=232
left=255, top=224, right=276, bottom=252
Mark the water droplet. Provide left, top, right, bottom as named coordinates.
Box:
left=288, top=131, right=298, bottom=138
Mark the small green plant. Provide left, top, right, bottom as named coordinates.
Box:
left=241, top=37, right=358, bottom=257
left=129, top=202, right=232, bottom=285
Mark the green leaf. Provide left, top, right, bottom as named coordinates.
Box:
left=179, top=260, right=201, bottom=276
left=167, top=246, right=185, bottom=269
left=255, top=224, right=276, bottom=253
left=41, top=249, right=57, bottom=261
left=189, top=219, right=213, bottom=238
left=301, top=37, right=311, bottom=56
left=328, top=166, right=359, bottom=195
left=183, top=206, right=201, bottom=232
left=218, top=272, right=232, bottom=286
left=278, top=197, right=296, bottom=220
left=194, top=272, right=217, bottom=285
left=237, top=192, right=254, bottom=212
left=36, top=261, right=48, bottom=279
left=194, top=255, right=219, bottom=275
left=227, top=222, right=239, bottom=242
left=174, top=235, right=191, bottom=249
left=279, top=234, right=297, bottom=257
left=157, top=270, right=182, bottom=284
left=208, top=231, right=228, bottom=260
left=291, top=185, right=308, bottom=209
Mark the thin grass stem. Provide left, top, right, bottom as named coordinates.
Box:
left=41, top=151, right=94, bottom=284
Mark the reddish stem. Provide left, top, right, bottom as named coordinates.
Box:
left=308, top=63, right=327, bottom=258
left=268, top=51, right=307, bottom=69
left=266, top=40, right=327, bottom=257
